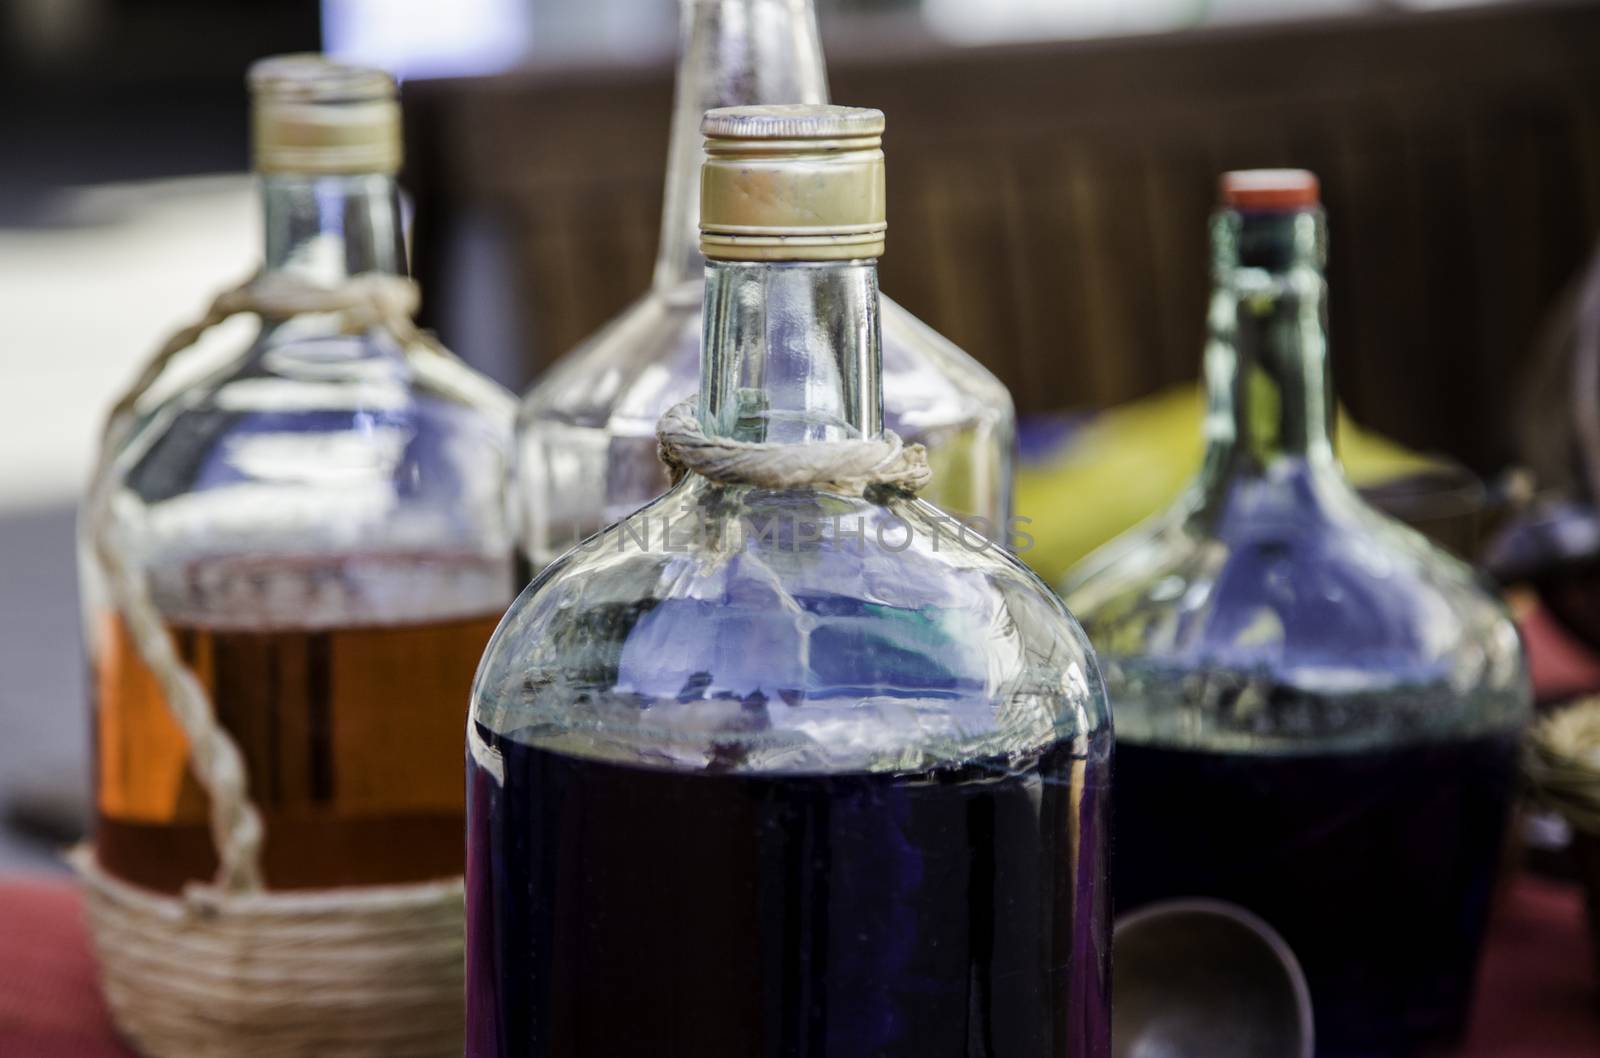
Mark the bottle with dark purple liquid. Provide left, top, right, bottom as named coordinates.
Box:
left=468, top=105, right=1112, bottom=1058
left=1065, top=170, right=1530, bottom=1058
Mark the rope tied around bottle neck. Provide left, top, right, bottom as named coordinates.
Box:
left=655, top=397, right=932, bottom=496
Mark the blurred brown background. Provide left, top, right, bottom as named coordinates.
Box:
left=406, top=0, right=1600, bottom=475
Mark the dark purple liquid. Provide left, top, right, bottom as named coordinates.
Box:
left=1114, top=735, right=1519, bottom=1058
left=466, top=724, right=1111, bottom=1058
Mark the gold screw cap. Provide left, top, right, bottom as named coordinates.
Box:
left=699, top=104, right=886, bottom=262
left=248, top=54, right=401, bottom=176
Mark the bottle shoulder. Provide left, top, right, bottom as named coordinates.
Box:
left=475, top=482, right=1106, bottom=773
left=879, top=295, right=1014, bottom=421
left=97, top=328, right=515, bottom=576
left=516, top=286, right=1017, bottom=441
left=125, top=327, right=514, bottom=434
left=517, top=291, right=698, bottom=432
left=1064, top=469, right=1526, bottom=687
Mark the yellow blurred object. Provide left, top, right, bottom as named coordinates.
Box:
left=1016, top=384, right=1444, bottom=584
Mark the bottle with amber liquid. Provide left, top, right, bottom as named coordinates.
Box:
left=1065, top=171, right=1530, bottom=1058
left=81, top=55, right=515, bottom=894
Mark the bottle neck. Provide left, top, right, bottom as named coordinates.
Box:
left=653, top=0, right=829, bottom=296
left=1198, top=206, right=1337, bottom=495
left=261, top=172, right=407, bottom=284
left=700, top=259, right=883, bottom=446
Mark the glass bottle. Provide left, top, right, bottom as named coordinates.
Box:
left=468, top=105, right=1110, bottom=1058
left=81, top=55, right=516, bottom=894
left=1064, top=171, right=1530, bottom=1058
left=514, top=0, right=1014, bottom=574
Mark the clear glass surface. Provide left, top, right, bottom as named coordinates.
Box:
left=1063, top=204, right=1530, bottom=1058
left=514, top=0, right=1014, bottom=572
left=471, top=259, right=1107, bottom=1058
left=98, top=314, right=515, bottom=629
left=481, top=478, right=1105, bottom=775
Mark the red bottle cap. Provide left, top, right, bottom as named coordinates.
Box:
left=1220, top=169, right=1320, bottom=210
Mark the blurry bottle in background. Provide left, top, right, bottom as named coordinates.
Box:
left=81, top=55, right=516, bottom=894
left=1065, top=171, right=1531, bottom=1058
left=514, top=0, right=1015, bottom=574
left=1490, top=243, right=1600, bottom=653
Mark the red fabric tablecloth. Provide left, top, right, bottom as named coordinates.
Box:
left=0, top=872, right=1595, bottom=1057
left=0, top=878, right=133, bottom=1058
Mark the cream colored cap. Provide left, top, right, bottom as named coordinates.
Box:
left=700, top=104, right=887, bottom=262
left=248, top=54, right=401, bottom=175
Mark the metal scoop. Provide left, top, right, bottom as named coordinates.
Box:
left=1113, top=899, right=1314, bottom=1058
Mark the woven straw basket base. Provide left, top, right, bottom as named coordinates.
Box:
left=72, top=847, right=464, bottom=1058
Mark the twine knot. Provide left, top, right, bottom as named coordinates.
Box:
left=655, top=398, right=932, bottom=496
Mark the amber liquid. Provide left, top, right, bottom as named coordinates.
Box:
left=93, top=611, right=502, bottom=892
